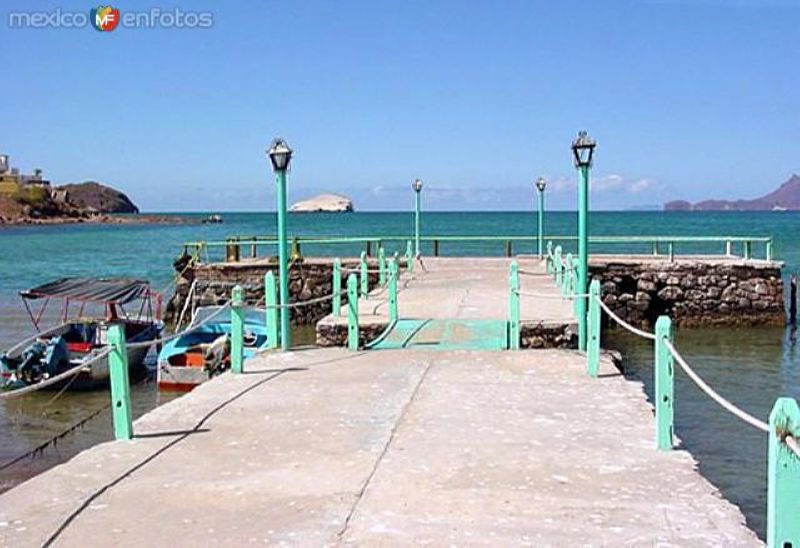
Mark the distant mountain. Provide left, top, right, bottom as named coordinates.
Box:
left=665, top=174, right=800, bottom=211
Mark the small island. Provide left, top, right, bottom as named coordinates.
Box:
left=290, top=193, right=354, bottom=213
left=665, top=174, right=800, bottom=211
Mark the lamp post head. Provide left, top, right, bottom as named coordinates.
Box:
left=267, top=138, right=293, bottom=172
left=571, top=131, right=596, bottom=169
left=535, top=177, right=547, bottom=192
left=412, top=179, right=423, bottom=193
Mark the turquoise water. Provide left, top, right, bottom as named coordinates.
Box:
left=1, top=211, right=799, bottom=538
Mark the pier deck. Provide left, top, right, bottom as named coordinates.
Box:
left=0, top=257, right=761, bottom=545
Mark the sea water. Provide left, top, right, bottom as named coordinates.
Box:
left=1, top=210, right=799, bottom=538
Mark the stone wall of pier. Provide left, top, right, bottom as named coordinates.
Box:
left=165, top=258, right=386, bottom=327
left=589, top=259, right=785, bottom=329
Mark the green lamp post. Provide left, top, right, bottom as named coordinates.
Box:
left=571, top=130, right=596, bottom=352
left=535, top=177, right=547, bottom=258
left=412, top=178, right=423, bottom=257
left=267, top=138, right=293, bottom=351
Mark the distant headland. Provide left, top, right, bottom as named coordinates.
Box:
left=290, top=193, right=354, bottom=213
left=0, top=154, right=189, bottom=226
left=665, top=174, right=800, bottom=211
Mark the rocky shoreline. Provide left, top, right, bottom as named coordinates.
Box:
left=0, top=213, right=195, bottom=226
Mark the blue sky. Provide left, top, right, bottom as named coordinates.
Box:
left=1, top=0, right=798, bottom=211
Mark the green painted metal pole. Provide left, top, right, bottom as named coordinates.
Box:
left=509, top=261, right=520, bottom=350
left=406, top=240, right=413, bottom=274
left=107, top=323, right=133, bottom=441
left=654, top=316, right=674, bottom=451
left=414, top=190, right=421, bottom=257
left=744, top=240, right=752, bottom=260
left=332, top=258, right=342, bottom=317
left=347, top=273, right=359, bottom=350
left=767, top=397, right=800, bottom=547
left=766, top=239, right=773, bottom=262
left=587, top=279, right=601, bottom=377
left=546, top=241, right=553, bottom=274
left=379, top=247, right=386, bottom=286
left=265, top=271, right=278, bottom=349
left=389, top=260, right=398, bottom=323
left=231, top=285, right=244, bottom=374
left=572, top=257, right=580, bottom=317
left=537, top=188, right=545, bottom=258
left=577, top=164, right=590, bottom=352
left=275, top=169, right=291, bottom=350
left=563, top=252, right=573, bottom=297
left=668, top=242, right=675, bottom=262
left=360, top=251, right=368, bottom=297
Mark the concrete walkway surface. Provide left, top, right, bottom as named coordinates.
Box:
left=0, top=347, right=759, bottom=546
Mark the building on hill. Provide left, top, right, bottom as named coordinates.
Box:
left=0, top=154, right=51, bottom=195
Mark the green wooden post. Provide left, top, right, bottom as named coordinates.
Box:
left=744, top=240, right=752, bottom=260
left=379, top=247, right=386, bottom=286
left=725, top=239, right=732, bottom=256
left=546, top=241, right=553, bottom=274
left=767, top=397, right=800, bottom=547
left=572, top=257, right=581, bottom=317
left=406, top=240, right=413, bottom=274
left=668, top=242, right=675, bottom=262
left=654, top=316, right=674, bottom=451
left=360, top=251, right=368, bottom=297
left=587, top=279, right=601, bottom=377
left=231, top=285, right=244, bottom=374
left=509, top=261, right=520, bottom=350
left=389, top=260, right=399, bottom=322
left=652, top=241, right=659, bottom=256
left=265, top=272, right=278, bottom=349
left=347, top=274, right=359, bottom=350
left=332, top=258, right=342, bottom=317
left=563, top=252, right=573, bottom=296
left=555, top=246, right=563, bottom=287
left=107, top=323, right=133, bottom=441
left=766, top=239, right=773, bottom=262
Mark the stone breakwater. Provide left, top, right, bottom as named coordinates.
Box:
left=589, top=257, right=785, bottom=328
left=165, top=258, right=386, bottom=327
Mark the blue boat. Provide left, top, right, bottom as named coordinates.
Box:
left=157, top=306, right=269, bottom=391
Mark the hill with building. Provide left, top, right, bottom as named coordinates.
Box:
left=665, top=174, right=800, bottom=211
left=0, top=153, right=187, bottom=225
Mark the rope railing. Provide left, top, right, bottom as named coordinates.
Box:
left=663, top=339, right=769, bottom=432
left=596, top=298, right=656, bottom=341
left=515, top=289, right=589, bottom=300
left=265, top=290, right=348, bottom=309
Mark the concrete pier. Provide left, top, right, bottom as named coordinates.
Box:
left=0, top=257, right=761, bottom=545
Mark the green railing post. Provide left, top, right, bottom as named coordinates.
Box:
left=360, top=251, right=368, bottom=297
left=265, top=271, right=278, bottom=349
left=389, top=260, right=398, bottom=322
left=379, top=247, right=387, bottom=286
left=744, top=240, right=752, bottom=260
left=231, top=285, right=244, bottom=374
left=767, top=397, right=800, bottom=547
left=509, top=261, right=520, bottom=350
left=405, top=240, right=413, bottom=274
left=555, top=246, right=563, bottom=286
left=766, top=239, right=773, bottom=262
left=652, top=241, right=659, bottom=256
left=107, top=323, right=133, bottom=441
left=587, top=279, right=600, bottom=377
left=654, top=316, right=674, bottom=451
left=725, top=239, right=732, bottom=256
left=332, top=258, right=342, bottom=317
left=563, top=252, right=573, bottom=297
left=668, top=242, right=674, bottom=262
left=546, top=241, right=553, bottom=274
left=347, top=273, right=359, bottom=350
left=572, top=257, right=580, bottom=317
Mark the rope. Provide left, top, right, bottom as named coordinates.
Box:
left=786, top=435, right=800, bottom=460
left=664, top=339, right=769, bottom=433
left=343, top=267, right=382, bottom=274
left=517, top=270, right=551, bottom=277
left=597, top=298, right=656, bottom=340
left=0, top=348, right=113, bottom=399
left=127, top=302, right=232, bottom=349
left=515, top=290, right=589, bottom=300
left=265, top=290, right=348, bottom=310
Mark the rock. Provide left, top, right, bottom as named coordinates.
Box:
left=290, top=194, right=353, bottom=213
left=56, top=181, right=139, bottom=213
left=658, top=286, right=684, bottom=301
left=637, top=279, right=657, bottom=292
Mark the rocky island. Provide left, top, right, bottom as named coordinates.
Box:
left=665, top=174, right=800, bottom=211
left=290, top=193, right=353, bottom=213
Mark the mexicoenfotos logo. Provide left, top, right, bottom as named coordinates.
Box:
left=90, top=6, right=120, bottom=32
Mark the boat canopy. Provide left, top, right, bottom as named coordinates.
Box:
left=20, top=278, right=152, bottom=304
